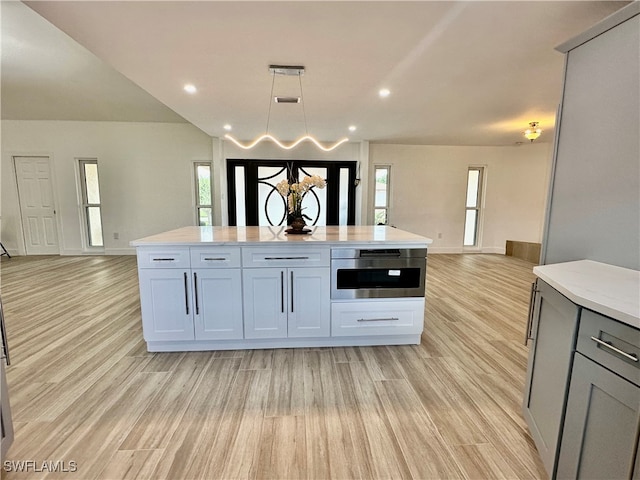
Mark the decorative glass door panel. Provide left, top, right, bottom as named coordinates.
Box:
left=227, top=160, right=356, bottom=227
left=298, top=166, right=327, bottom=226
left=257, top=166, right=289, bottom=227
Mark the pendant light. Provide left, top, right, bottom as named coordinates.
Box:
left=224, top=65, right=349, bottom=152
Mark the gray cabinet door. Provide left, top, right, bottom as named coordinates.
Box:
left=1, top=358, right=13, bottom=459
left=523, top=280, right=580, bottom=476
left=557, top=353, right=640, bottom=480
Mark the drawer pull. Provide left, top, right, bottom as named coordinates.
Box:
left=203, top=257, right=226, bottom=261
left=525, top=281, right=539, bottom=346
left=152, top=258, right=176, bottom=262
left=590, top=336, right=638, bottom=362
left=357, top=317, right=399, bottom=322
left=264, top=256, right=310, bottom=261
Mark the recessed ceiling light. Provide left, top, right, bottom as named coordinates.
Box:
left=184, top=84, right=197, bottom=94
left=348, top=125, right=357, bottom=132
left=223, top=124, right=232, bottom=131
left=378, top=88, right=391, bottom=98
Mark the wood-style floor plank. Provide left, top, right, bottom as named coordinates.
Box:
left=254, top=415, right=307, bottom=479
left=151, top=357, right=241, bottom=480
left=375, top=379, right=465, bottom=479
left=1, top=253, right=547, bottom=479
left=335, top=361, right=413, bottom=479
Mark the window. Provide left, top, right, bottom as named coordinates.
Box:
left=194, top=162, right=213, bottom=226
left=78, top=159, right=104, bottom=247
left=463, top=166, right=484, bottom=247
left=374, top=166, right=390, bottom=225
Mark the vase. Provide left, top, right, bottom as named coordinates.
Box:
left=289, top=216, right=306, bottom=232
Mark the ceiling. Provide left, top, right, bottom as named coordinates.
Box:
left=2, top=1, right=629, bottom=146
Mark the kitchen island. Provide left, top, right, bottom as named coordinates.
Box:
left=131, top=226, right=432, bottom=352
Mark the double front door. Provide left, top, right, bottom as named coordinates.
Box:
left=227, top=160, right=356, bottom=227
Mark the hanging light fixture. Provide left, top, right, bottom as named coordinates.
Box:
left=524, top=121, right=542, bottom=142
left=224, top=65, right=349, bottom=152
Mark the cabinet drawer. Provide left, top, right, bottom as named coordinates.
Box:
left=137, top=248, right=191, bottom=269
left=242, top=247, right=329, bottom=268
left=190, top=246, right=241, bottom=268
left=331, top=299, right=424, bottom=336
left=577, top=309, right=640, bottom=386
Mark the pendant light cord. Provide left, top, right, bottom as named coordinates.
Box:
left=265, top=71, right=276, bottom=134
left=299, top=73, right=309, bottom=135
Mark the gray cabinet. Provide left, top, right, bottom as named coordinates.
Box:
left=556, top=310, right=640, bottom=480
left=557, top=354, right=639, bottom=479
left=523, top=279, right=580, bottom=476
left=1, top=298, right=13, bottom=459
left=1, top=357, right=13, bottom=459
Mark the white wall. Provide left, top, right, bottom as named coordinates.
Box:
left=369, top=143, right=552, bottom=253
left=1, top=120, right=212, bottom=255
left=1, top=120, right=551, bottom=257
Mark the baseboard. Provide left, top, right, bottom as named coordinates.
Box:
left=428, top=246, right=506, bottom=255
left=105, top=247, right=136, bottom=255
left=428, top=247, right=464, bottom=254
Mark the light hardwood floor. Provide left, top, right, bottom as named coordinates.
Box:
left=1, top=254, right=547, bottom=479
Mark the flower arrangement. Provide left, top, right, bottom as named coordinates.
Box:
left=275, top=175, right=326, bottom=221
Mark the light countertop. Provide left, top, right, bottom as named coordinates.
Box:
left=534, top=260, right=640, bottom=329
left=131, top=226, right=432, bottom=248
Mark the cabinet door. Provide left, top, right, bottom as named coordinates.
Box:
left=288, top=267, right=330, bottom=338
left=242, top=268, right=288, bottom=339
left=557, top=354, right=640, bottom=480
left=523, top=280, right=579, bottom=477
left=193, top=269, right=243, bottom=340
left=138, top=269, right=194, bottom=341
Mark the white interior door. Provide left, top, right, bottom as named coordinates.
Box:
left=14, top=156, right=59, bottom=255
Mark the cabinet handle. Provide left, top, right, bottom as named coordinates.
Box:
left=357, top=317, right=399, bottom=322
left=203, top=257, right=226, bottom=261
left=152, top=257, right=176, bottom=262
left=184, top=272, right=190, bottom=315
left=291, top=271, right=294, bottom=313
left=265, top=256, right=310, bottom=261
left=280, top=271, right=285, bottom=313
left=193, top=272, right=199, bottom=315
left=590, top=336, right=639, bottom=362
left=0, top=299, right=9, bottom=366
left=524, top=281, right=538, bottom=346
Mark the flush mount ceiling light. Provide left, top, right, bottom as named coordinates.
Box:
left=524, top=121, right=542, bottom=142
left=224, top=64, right=349, bottom=152
left=184, top=84, right=197, bottom=94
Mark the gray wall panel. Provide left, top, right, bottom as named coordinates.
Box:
left=544, top=15, right=639, bottom=269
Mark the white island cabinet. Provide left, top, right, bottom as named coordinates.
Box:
left=131, top=226, right=432, bottom=352
left=137, top=246, right=243, bottom=343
